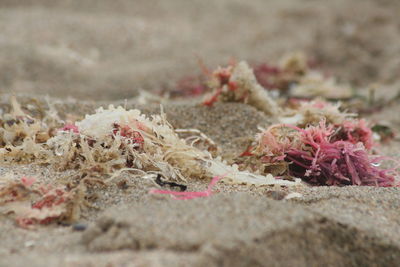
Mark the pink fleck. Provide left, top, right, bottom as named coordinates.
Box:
left=60, top=123, right=79, bottom=133
left=21, top=176, right=36, bottom=187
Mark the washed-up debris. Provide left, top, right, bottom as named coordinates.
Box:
left=171, top=53, right=353, bottom=103
left=202, top=61, right=280, bottom=116
left=280, top=99, right=356, bottom=127
left=0, top=175, right=84, bottom=228
left=290, top=71, right=353, bottom=99
left=253, top=52, right=309, bottom=93
left=72, top=223, right=88, bottom=231
left=1, top=98, right=298, bottom=188
left=253, top=120, right=398, bottom=186
left=280, top=99, right=374, bottom=149
left=149, top=174, right=222, bottom=200
left=201, top=57, right=354, bottom=118
left=69, top=105, right=298, bottom=186
left=0, top=96, right=62, bottom=164
left=256, top=52, right=353, bottom=99
left=168, top=75, right=207, bottom=98
left=155, top=174, right=187, bottom=192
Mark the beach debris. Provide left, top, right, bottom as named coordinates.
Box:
left=0, top=98, right=298, bottom=188
left=169, top=75, right=207, bottom=98
left=290, top=71, right=353, bottom=99
left=0, top=96, right=61, bottom=164
left=171, top=52, right=353, bottom=101
left=253, top=63, right=282, bottom=91
left=253, top=120, right=398, bottom=186
left=45, top=105, right=208, bottom=180
left=46, top=105, right=297, bottom=186
left=280, top=99, right=374, bottom=149
left=155, top=174, right=187, bottom=192
left=258, top=52, right=353, bottom=99
left=284, top=192, right=303, bottom=200
left=149, top=174, right=222, bottom=200
left=72, top=223, right=88, bottom=231
left=203, top=61, right=280, bottom=116
left=253, top=52, right=308, bottom=93
left=0, top=96, right=60, bottom=145
left=0, top=175, right=83, bottom=228
left=280, top=99, right=355, bottom=127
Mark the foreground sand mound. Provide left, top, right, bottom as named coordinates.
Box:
left=81, top=191, right=400, bottom=266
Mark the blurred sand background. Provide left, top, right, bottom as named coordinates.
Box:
left=1, top=0, right=400, bottom=99
left=1, top=0, right=400, bottom=266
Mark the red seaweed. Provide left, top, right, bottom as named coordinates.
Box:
left=258, top=121, right=398, bottom=186
left=340, top=119, right=374, bottom=150
left=253, top=63, right=281, bottom=89
left=112, top=123, right=144, bottom=150
left=284, top=121, right=397, bottom=186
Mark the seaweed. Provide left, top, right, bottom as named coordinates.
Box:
left=256, top=121, right=398, bottom=186
left=0, top=175, right=85, bottom=228
left=202, top=61, right=280, bottom=115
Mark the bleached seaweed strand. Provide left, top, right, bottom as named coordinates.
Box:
left=206, top=158, right=300, bottom=186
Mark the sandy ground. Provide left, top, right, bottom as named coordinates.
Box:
left=1, top=0, right=400, bottom=266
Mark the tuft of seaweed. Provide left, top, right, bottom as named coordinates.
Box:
left=169, top=75, right=207, bottom=98
left=0, top=97, right=63, bottom=164
left=253, top=52, right=308, bottom=92
left=1, top=98, right=297, bottom=188
left=68, top=105, right=298, bottom=186
left=280, top=99, right=355, bottom=127
left=290, top=71, right=353, bottom=100
left=255, top=121, right=398, bottom=186
left=278, top=52, right=353, bottom=99
left=202, top=61, right=280, bottom=116
left=279, top=99, right=374, bottom=150
left=0, top=175, right=84, bottom=228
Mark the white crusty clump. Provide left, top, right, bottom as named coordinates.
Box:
left=76, top=107, right=142, bottom=139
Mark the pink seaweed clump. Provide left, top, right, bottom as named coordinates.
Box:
left=253, top=63, right=281, bottom=90
left=340, top=119, right=374, bottom=150
left=284, top=121, right=397, bottom=186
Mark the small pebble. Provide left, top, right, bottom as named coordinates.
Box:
left=72, top=223, right=87, bottom=231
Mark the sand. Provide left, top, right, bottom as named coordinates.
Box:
left=1, top=0, right=400, bottom=266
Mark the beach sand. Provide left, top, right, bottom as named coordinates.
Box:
left=1, top=0, right=400, bottom=266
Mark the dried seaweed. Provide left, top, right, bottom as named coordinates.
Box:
left=202, top=61, right=280, bottom=116
left=280, top=99, right=355, bottom=127
left=1, top=98, right=297, bottom=189
left=0, top=174, right=85, bottom=228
